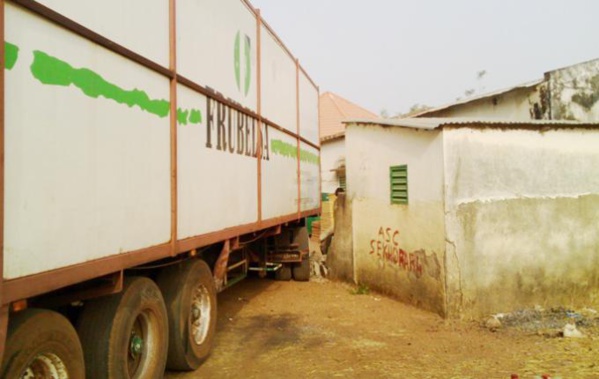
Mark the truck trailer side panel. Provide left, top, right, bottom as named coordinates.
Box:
left=5, top=3, right=172, bottom=279
left=299, top=68, right=320, bottom=145
left=34, top=0, right=170, bottom=67
left=260, top=24, right=298, bottom=135
left=300, top=142, right=321, bottom=212
left=3, top=0, right=319, bottom=298
left=2, top=0, right=320, bottom=374
left=176, top=84, right=260, bottom=239
left=177, top=0, right=258, bottom=112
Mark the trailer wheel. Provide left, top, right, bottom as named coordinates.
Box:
left=293, top=256, right=311, bottom=282
left=77, top=277, right=168, bottom=379
left=275, top=264, right=292, bottom=281
left=156, top=259, right=217, bottom=371
left=1, top=308, right=85, bottom=379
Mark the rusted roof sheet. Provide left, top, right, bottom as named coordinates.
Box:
left=320, top=92, right=378, bottom=141
left=347, top=117, right=599, bottom=130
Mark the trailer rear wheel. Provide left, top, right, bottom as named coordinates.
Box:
left=275, top=264, right=292, bottom=281
left=77, top=277, right=168, bottom=379
left=0, top=308, right=85, bottom=379
left=156, top=259, right=217, bottom=371
left=293, top=256, right=311, bottom=282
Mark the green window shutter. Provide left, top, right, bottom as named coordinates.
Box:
left=390, top=165, right=408, bottom=204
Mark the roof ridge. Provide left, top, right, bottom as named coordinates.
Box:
left=329, top=93, right=349, bottom=118
left=347, top=117, right=599, bottom=130
left=329, top=92, right=378, bottom=118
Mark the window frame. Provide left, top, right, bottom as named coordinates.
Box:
left=390, top=165, right=408, bottom=205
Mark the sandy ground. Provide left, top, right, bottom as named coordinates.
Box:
left=165, top=277, right=599, bottom=379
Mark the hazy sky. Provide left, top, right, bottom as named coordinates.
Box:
left=250, top=0, right=599, bottom=116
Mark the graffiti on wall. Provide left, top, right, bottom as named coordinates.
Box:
left=369, top=227, right=423, bottom=278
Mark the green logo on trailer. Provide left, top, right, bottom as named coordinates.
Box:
left=234, top=31, right=251, bottom=97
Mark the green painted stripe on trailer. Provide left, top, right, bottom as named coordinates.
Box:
left=271, top=139, right=319, bottom=165
left=5, top=42, right=19, bottom=70
left=31, top=50, right=171, bottom=118
left=26, top=47, right=202, bottom=124
left=189, top=109, right=202, bottom=124
left=177, top=108, right=189, bottom=125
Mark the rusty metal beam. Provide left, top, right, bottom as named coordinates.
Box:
left=169, top=0, right=178, bottom=256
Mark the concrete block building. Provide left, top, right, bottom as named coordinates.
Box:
left=340, top=117, right=599, bottom=318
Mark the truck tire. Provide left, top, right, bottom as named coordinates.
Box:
left=275, top=264, right=292, bottom=281
left=77, top=277, right=168, bottom=379
left=293, top=256, right=311, bottom=282
left=156, top=259, right=217, bottom=371
left=1, top=308, right=85, bottom=379
left=294, top=226, right=310, bottom=251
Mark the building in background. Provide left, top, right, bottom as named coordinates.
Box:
left=414, top=58, right=599, bottom=122
left=335, top=117, right=599, bottom=318
left=319, top=91, right=378, bottom=194
left=310, top=92, right=378, bottom=250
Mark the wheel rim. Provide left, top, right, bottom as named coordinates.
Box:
left=22, top=353, right=69, bottom=379
left=190, top=284, right=211, bottom=345
left=127, top=310, right=160, bottom=378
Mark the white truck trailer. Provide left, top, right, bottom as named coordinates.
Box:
left=0, top=0, right=320, bottom=377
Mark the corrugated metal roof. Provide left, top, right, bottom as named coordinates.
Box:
left=544, top=57, right=599, bottom=76
left=405, top=79, right=544, bottom=118
left=346, top=117, right=599, bottom=130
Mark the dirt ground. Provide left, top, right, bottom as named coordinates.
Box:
left=166, top=277, right=599, bottom=379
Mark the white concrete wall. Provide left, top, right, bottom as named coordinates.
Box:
left=320, top=138, right=345, bottom=194
left=443, top=127, right=599, bottom=317
left=346, top=124, right=446, bottom=315
left=549, top=59, right=599, bottom=122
